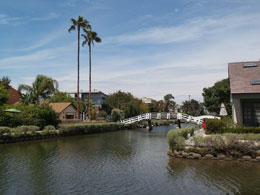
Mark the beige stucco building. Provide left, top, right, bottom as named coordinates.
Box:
left=49, top=102, right=78, bottom=122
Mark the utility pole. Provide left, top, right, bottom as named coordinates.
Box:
left=188, top=95, right=191, bottom=101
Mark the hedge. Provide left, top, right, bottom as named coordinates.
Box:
left=0, top=123, right=128, bottom=143
left=205, top=119, right=260, bottom=134
left=167, top=126, right=197, bottom=149
left=59, top=123, right=125, bottom=135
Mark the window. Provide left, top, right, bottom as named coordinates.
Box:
left=251, top=80, right=260, bottom=85
left=243, top=63, right=258, bottom=68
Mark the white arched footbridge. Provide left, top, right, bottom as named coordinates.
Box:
left=121, top=112, right=220, bottom=125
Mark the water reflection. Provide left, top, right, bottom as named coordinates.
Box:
left=168, top=158, right=260, bottom=194
left=0, top=125, right=259, bottom=194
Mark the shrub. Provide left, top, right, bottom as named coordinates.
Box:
left=167, top=126, right=197, bottom=149
left=202, top=135, right=225, bottom=151
left=98, top=110, right=108, bottom=118
left=41, top=125, right=57, bottom=136
left=223, top=126, right=260, bottom=134
left=174, top=136, right=185, bottom=149
left=0, top=126, right=11, bottom=135
left=111, top=109, right=125, bottom=122
left=190, top=133, right=259, bottom=157
left=43, top=125, right=56, bottom=131
left=12, top=125, right=40, bottom=135
left=205, top=118, right=260, bottom=134
left=205, top=119, right=225, bottom=134
left=59, top=123, right=125, bottom=136
left=0, top=104, right=60, bottom=128
left=192, top=136, right=204, bottom=147
left=240, top=133, right=260, bottom=141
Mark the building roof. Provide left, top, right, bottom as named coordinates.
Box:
left=48, top=102, right=76, bottom=113
left=7, top=87, right=20, bottom=104
left=228, top=61, right=260, bottom=94
left=67, top=91, right=108, bottom=97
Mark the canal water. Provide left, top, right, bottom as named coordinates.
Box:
left=0, top=124, right=260, bottom=195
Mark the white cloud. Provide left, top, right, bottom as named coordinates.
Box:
left=0, top=12, right=59, bottom=26
left=104, top=12, right=260, bottom=45
left=5, top=10, right=260, bottom=104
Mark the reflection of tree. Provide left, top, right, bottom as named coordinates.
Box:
left=168, top=157, right=260, bottom=194
left=0, top=141, right=58, bottom=194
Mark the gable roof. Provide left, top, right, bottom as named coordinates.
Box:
left=7, top=87, right=21, bottom=104
left=48, top=102, right=76, bottom=113
left=228, top=61, right=260, bottom=94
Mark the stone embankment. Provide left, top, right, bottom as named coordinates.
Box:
left=168, top=149, right=260, bottom=162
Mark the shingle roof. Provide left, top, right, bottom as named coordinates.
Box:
left=228, top=61, right=260, bottom=94
left=7, top=87, right=20, bottom=104
left=48, top=102, right=75, bottom=113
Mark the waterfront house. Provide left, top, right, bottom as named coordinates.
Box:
left=228, top=61, right=260, bottom=126
left=68, top=90, right=108, bottom=108
left=49, top=102, right=78, bottom=121
left=142, top=97, right=155, bottom=104
left=7, top=87, right=20, bottom=104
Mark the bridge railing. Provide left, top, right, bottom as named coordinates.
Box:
left=121, top=112, right=219, bottom=125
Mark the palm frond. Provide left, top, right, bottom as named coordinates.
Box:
left=18, top=84, right=33, bottom=94
left=71, top=18, right=77, bottom=26
left=95, top=37, right=102, bottom=43
left=81, top=30, right=102, bottom=46
left=68, top=25, right=76, bottom=32
left=82, top=39, right=88, bottom=47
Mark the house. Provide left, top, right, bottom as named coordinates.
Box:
left=48, top=102, right=78, bottom=121
left=142, top=97, right=155, bottom=104
left=7, top=87, right=20, bottom=104
left=68, top=90, right=108, bottom=108
left=228, top=61, right=260, bottom=126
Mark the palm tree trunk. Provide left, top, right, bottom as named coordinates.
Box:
left=88, top=43, right=92, bottom=120
left=77, top=27, right=80, bottom=119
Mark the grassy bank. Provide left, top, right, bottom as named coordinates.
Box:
left=191, top=133, right=260, bottom=158
left=0, top=122, right=133, bottom=144
left=167, top=126, right=260, bottom=160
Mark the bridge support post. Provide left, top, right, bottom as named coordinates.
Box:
left=147, top=120, right=153, bottom=131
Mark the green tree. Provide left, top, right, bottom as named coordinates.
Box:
left=140, top=102, right=149, bottom=113
left=181, top=99, right=204, bottom=116
left=111, top=108, right=125, bottom=122
left=0, top=76, right=11, bottom=89
left=48, top=92, right=74, bottom=103
left=0, top=83, right=8, bottom=106
left=163, top=93, right=176, bottom=112
left=18, top=75, right=58, bottom=104
left=68, top=16, right=91, bottom=118
left=104, top=91, right=142, bottom=118
left=82, top=30, right=101, bottom=120
left=202, top=78, right=231, bottom=115
left=0, top=104, right=60, bottom=128
left=148, top=101, right=159, bottom=112
left=164, top=94, right=174, bottom=102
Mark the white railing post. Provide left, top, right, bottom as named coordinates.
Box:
left=167, top=113, right=170, bottom=120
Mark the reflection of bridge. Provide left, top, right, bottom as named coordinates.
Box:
left=121, top=112, right=220, bottom=125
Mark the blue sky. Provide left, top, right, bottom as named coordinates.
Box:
left=1, top=0, right=260, bottom=104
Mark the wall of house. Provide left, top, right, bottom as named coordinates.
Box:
left=232, top=94, right=260, bottom=126
left=81, top=93, right=107, bottom=106
left=59, top=105, right=77, bottom=121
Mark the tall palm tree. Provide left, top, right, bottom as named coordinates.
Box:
left=82, top=29, right=101, bottom=120
left=18, top=75, right=58, bottom=104
left=68, top=16, right=91, bottom=119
